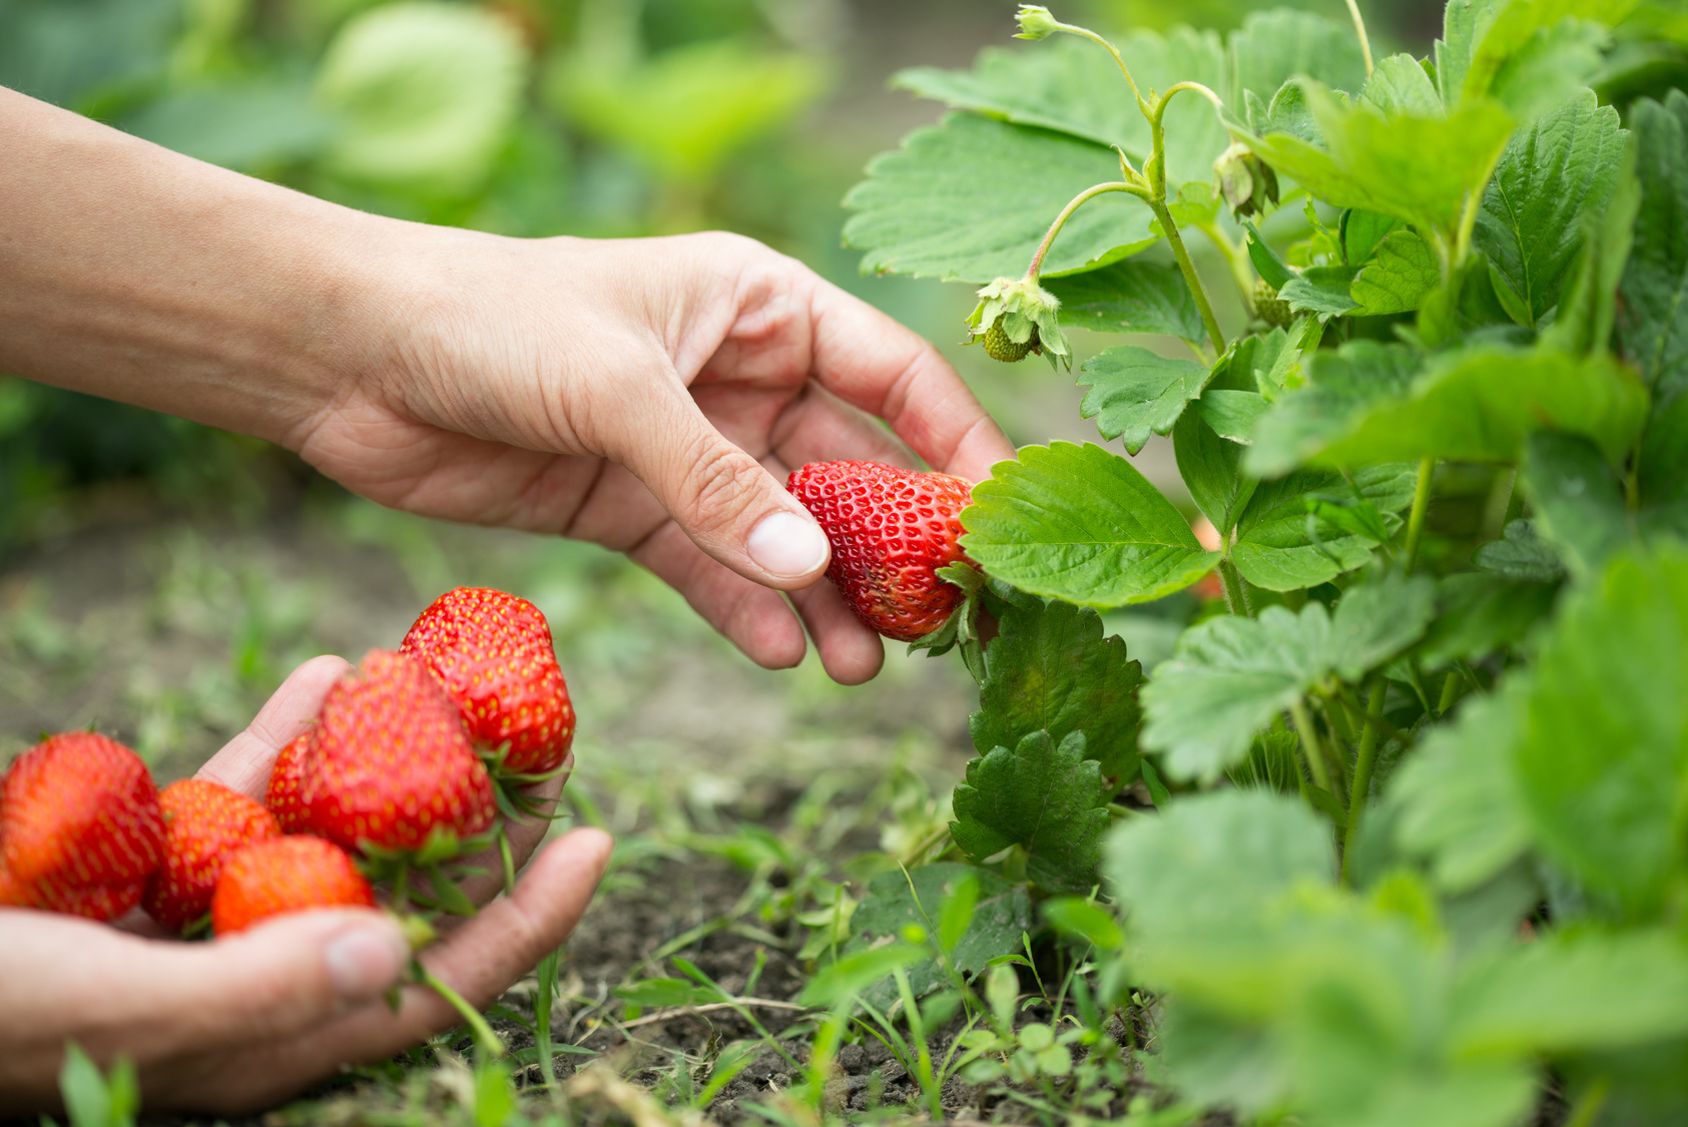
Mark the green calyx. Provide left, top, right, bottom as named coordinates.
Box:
left=1013, top=5, right=1059, bottom=40
left=966, top=276, right=1071, bottom=370
left=1215, top=142, right=1279, bottom=221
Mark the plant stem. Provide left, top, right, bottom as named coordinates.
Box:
left=1437, top=671, right=1461, bottom=716
left=1152, top=200, right=1227, bottom=354
left=1403, top=457, right=1434, bottom=569
left=417, top=963, right=506, bottom=1057
left=1218, top=557, right=1253, bottom=617
left=1341, top=681, right=1386, bottom=876
left=1289, top=700, right=1335, bottom=797
left=1024, top=181, right=1144, bottom=279
left=1049, top=21, right=1148, bottom=111
left=1343, top=0, right=1375, bottom=78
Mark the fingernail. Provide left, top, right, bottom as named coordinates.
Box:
left=747, top=511, right=830, bottom=578
left=325, top=924, right=409, bottom=998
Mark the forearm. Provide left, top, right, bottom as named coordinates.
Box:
left=0, top=86, right=400, bottom=448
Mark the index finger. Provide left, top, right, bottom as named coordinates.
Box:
left=196, top=655, right=349, bottom=798
left=804, top=277, right=1015, bottom=483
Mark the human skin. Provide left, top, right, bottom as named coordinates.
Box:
left=0, top=657, right=613, bottom=1114
left=0, top=83, right=1013, bottom=1112
left=0, top=86, right=1015, bottom=687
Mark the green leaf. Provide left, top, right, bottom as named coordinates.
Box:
left=971, top=599, right=1144, bottom=789
left=1513, top=547, right=1688, bottom=917
left=1358, top=53, right=1444, bottom=116
left=893, top=28, right=1228, bottom=187
left=1543, top=136, right=1639, bottom=355
left=1475, top=90, right=1626, bottom=326
left=59, top=1042, right=138, bottom=1127
left=1230, top=464, right=1416, bottom=591
left=1520, top=431, right=1633, bottom=577
left=1242, top=79, right=1514, bottom=243
left=1618, top=91, right=1688, bottom=396
left=1245, top=341, right=1419, bottom=477
left=1142, top=575, right=1433, bottom=780
left=1474, top=520, right=1565, bottom=582
left=1045, top=259, right=1203, bottom=341
left=1228, top=10, right=1369, bottom=106
left=1078, top=346, right=1212, bottom=455
left=1103, top=790, right=1334, bottom=946
left=961, top=442, right=1218, bottom=608
left=317, top=2, right=529, bottom=193
left=1416, top=572, right=1558, bottom=665
left=1254, top=345, right=1648, bottom=472
left=1174, top=410, right=1255, bottom=535
left=951, top=730, right=1109, bottom=893
left=1350, top=229, right=1439, bottom=315
left=798, top=943, right=927, bottom=1007
left=1196, top=390, right=1269, bottom=443
left=843, top=114, right=1154, bottom=283
left=117, top=79, right=334, bottom=170
left=847, top=864, right=1032, bottom=998
left=1454, top=929, right=1688, bottom=1056
left=1279, top=266, right=1360, bottom=318
left=1441, top=0, right=1637, bottom=112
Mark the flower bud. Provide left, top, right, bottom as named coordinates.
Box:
left=1015, top=5, right=1060, bottom=40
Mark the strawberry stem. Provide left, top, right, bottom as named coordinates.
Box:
left=497, top=827, right=516, bottom=897
left=416, top=962, right=505, bottom=1058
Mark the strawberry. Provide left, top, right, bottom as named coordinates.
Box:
left=266, top=731, right=313, bottom=833
left=401, top=586, right=575, bottom=775
left=787, top=461, right=974, bottom=642
left=0, top=732, right=164, bottom=921
left=143, top=779, right=281, bottom=932
left=982, top=316, right=1037, bottom=362
left=299, top=650, right=496, bottom=854
left=211, top=835, right=375, bottom=935
left=1253, top=278, right=1294, bottom=328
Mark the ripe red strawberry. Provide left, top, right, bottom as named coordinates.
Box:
left=0, top=857, right=28, bottom=908
left=401, top=587, right=575, bottom=774
left=0, top=732, right=164, bottom=921
left=266, top=731, right=313, bottom=833
left=211, top=835, right=374, bottom=935
left=299, top=650, right=496, bottom=854
left=143, top=779, right=281, bottom=932
left=787, top=461, right=975, bottom=642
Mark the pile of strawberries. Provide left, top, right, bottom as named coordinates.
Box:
left=0, top=587, right=574, bottom=940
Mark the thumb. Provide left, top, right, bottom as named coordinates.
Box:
left=142, top=910, right=410, bottom=1049
left=621, top=394, right=831, bottom=589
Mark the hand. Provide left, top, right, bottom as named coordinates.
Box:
left=0, top=657, right=613, bottom=1117
left=295, top=230, right=1016, bottom=684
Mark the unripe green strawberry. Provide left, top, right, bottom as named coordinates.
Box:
left=0, top=732, right=164, bottom=921
left=982, top=317, right=1036, bottom=363
left=1254, top=278, right=1294, bottom=328
left=401, top=587, right=575, bottom=775
left=144, top=779, right=281, bottom=932
left=787, top=461, right=974, bottom=642
left=299, top=650, right=496, bottom=854
left=211, top=835, right=374, bottom=935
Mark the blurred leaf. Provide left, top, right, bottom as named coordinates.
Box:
left=971, top=598, right=1144, bottom=789
left=58, top=1043, right=138, bottom=1127
left=1078, top=346, right=1211, bottom=455
left=1248, top=344, right=1647, bottom=474
left=1242, top=79, right=1513, bottom=243
left=1453, top=929, right=1688, bottom=1055
left=1358, top=53, right=1443, bottom=116
left=1228, top=10, right=1368, bottom=104
left=1230, top=463, right=1415, bottom=591
left=1143, top=574, right=1434, bottom=780
left=316, top=2, right=528, bottom=193
left=1513, top=547, right=1688, bottom=917
left=951, top=730, right=1108, bottom=893
left=1393, top=684, right=1534, bottom=892
left=961, top=442, right=1218, bottom=607
left=1440, top=0, right=1636, bottom=114
left=844, top=115, right=1154, bottom=283
left=1416, top=572, right=1558, bottom=665
left=894, top=27, right=1227, bottom=186
left=848, top=863, right=1031, bottom=1000
left=117, top=78, right=333, bottom=169
left=798, top=942, right=926, bottom=1008
left=1245, top=340, right=1418, bottom=478
left=1618, top=91, right=1688, bottom=396
left=1045, top=259, right=1203, bottom=340
left=1474, top=519, right=1565, bottom=581
left=553, top=38, right=826, bottom=184
left=1475, top=90, right=1626, bottom=326
left=0, top=0, right=181, bottom=110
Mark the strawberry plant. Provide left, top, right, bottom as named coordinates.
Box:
left=827, top=2, right=1688, bottom=1122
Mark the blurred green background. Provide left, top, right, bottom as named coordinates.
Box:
left=0, top=0, right=1443, bottom=777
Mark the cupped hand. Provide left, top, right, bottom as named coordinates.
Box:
left=0, top=657, right=613, bottom=1116
left=295, top=231, right=1016, bottom=684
